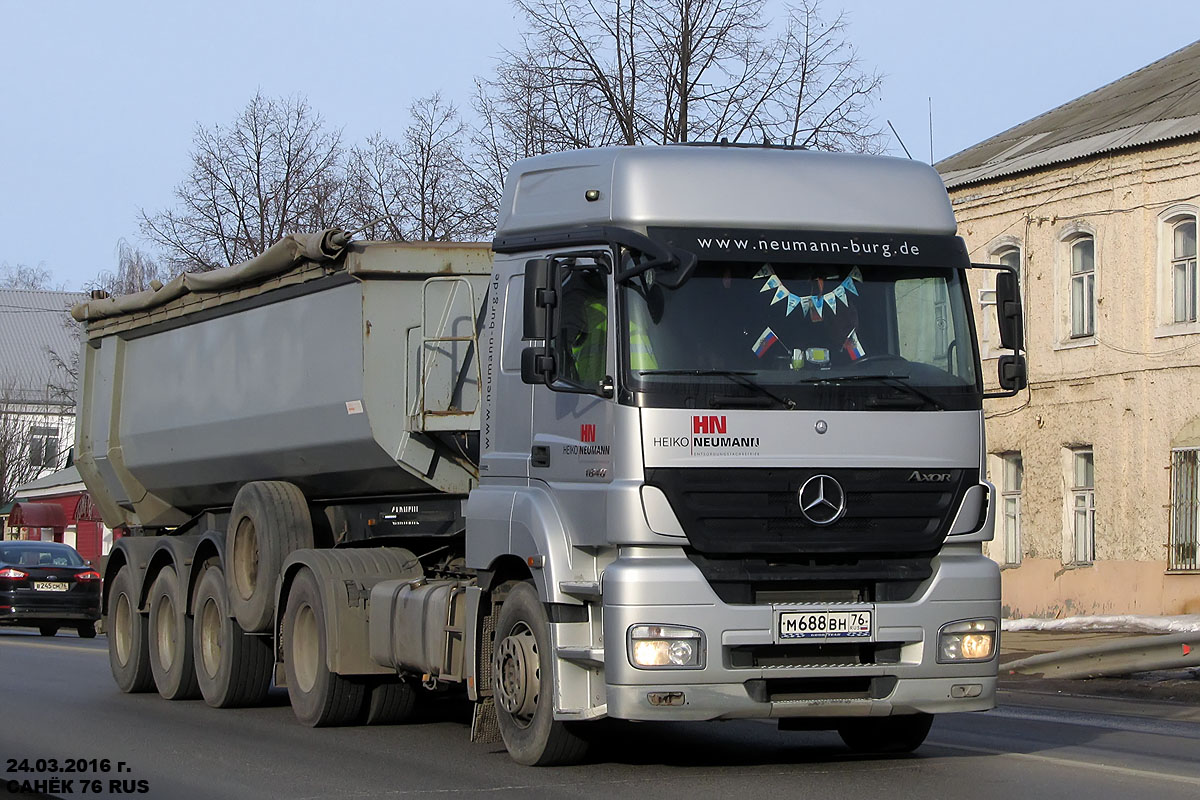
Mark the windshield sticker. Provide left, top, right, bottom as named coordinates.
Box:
left=843, top=329, right=866, bottom=361
left=646, top=227, right=970, bottom=268
left=756, top=264, right=861, bottom=322
left=752, top=328, right=780, bottom=358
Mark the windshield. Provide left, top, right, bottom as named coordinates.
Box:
left=621, top=260, right=981, bottom=411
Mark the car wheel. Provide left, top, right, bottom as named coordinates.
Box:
left=77, top=622, right=97, bottom=639
left=39, top=625, right=59, bottom=637
left=493, top=582, right=588, bottom=766
left=192, top=565, right=272, bottom=708
left=108, top=564, right=155, bottom=693
left=282, top=568, right=365, bottom=727
left=227, top=481, right=314, bottom=633
left=148, top=567, right=201, bottom=700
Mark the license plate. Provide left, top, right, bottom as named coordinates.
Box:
left=34, top=582, right=69, bottom=592
left=779, top=609, right=872, bottom=640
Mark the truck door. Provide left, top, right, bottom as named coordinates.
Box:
left=528, top=255, right=616, bottom=547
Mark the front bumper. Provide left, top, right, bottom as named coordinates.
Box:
left=591, top=547, right=1000, bottom=722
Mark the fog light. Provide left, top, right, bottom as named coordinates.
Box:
left=629, top=624, right=703, bottom=669
left=938, top=619, right=997, bottom=663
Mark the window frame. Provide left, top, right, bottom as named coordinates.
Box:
left=1055, top=224, right=1098, bottom=348
left=1067, top=448, right=1095, bottom=566
left=1068, top=236, right=1096, bottom=339
left=28, top=426, right=60, bottom=470
left=1168, top=447, right=1199, bottom=572
left=1000, top=451, right=1023, bottom=567
left=1155, top=206, right=1200, bottom=337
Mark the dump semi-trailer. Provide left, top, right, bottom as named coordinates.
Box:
left=75, top=144, right=1027, bottom=765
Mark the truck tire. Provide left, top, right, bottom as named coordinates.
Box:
left=282, top=568, right=365, bottom=727
left=147, top=567, right=201, bottom=700
left=108, top=564, right=154, bottom=693
left=837, top=713, right=934, bottom=754
left=192, top=566, right=272, bottom=708
left=493, top=582, right=588, bottom=766
left=227, top=481, right=314, bottom=633
left=362, top=678, right=418, bottom=725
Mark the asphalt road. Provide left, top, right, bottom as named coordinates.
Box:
left=3, top=629, right=1200, bottom=800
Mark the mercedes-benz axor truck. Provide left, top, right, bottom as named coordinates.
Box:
left=74, top=144, right=1026, bottom=765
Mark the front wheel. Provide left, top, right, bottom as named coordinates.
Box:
left=39, top=625, right=58, bottom=637
left=493, top=582, right=588, bottom=766
left=837, top=713, right=934, bottom=754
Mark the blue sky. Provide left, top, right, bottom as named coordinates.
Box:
left=2, top=1, right=1197, bottom=289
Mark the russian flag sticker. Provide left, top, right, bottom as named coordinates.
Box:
left=753, top=327, right=780, bottom=358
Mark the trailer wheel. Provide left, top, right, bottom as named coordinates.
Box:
left=108, top=564, right=154, bottom=693
left=282, top=568, right=365, bottom=727
left=192, top=566, right=272, bottom=708
left=148, top=566, right=201, bottom=700
left=227, top=481, right=314, bottom=633
left=837, top=713, right=934, bottom=754
left=493, top=582, right=588, bottom=766
left=362, top=678, right=419, bottom=725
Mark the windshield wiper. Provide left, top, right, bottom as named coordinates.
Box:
left=637, top=369, right=796, bottom=409
left=798, top=373, right=945, bottom=410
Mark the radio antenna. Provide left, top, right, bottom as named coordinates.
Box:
left=887, top=120, right=913, bottom=159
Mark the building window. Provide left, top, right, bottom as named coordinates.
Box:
left=1171, top=218, right=1197, bottom=324
left=980, top=245, right=1020, bottom=358
left=1069, top=236, right=1095, bottom=338
left=29, top=427, right=59, bottom=469
left=1069, top=449, right=1095, bottom=565
left=1169, top=448, right=1199, bottom=571
left=1000, top=452, right=1023, bottom=566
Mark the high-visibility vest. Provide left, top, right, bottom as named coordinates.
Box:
left=570, top=300, right=658, bottom=383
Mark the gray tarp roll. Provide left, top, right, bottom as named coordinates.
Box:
left=71, top=229, right=350, bottom=322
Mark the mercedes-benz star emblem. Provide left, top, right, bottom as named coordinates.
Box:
left=798, top=474, right=847, bottom=526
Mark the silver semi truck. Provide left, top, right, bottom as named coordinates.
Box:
left=74, top=144, right=1026, bottom=765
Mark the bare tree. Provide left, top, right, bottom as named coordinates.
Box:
left=478, top=0, right=883, bottom=156
left=347, top=94, right=493, bottom=242
left=140, top=93, right=347, bottom=272
left=88, top=239, right=174, bottom=297
left=0, top=386, right=72, bottom=507
left=0, top=262, right=60, bottom=290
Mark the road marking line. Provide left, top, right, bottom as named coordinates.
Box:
left=0, top=640, right=106, bottom=655
left=930, top=741, right=1200, bottom=787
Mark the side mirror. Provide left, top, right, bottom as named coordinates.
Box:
left=523, top=259, right=553, bottom=340
left=996, top=354, right=1027, bottom=392
left=521, top=346, right=555, bottom=385
left=995, top=271, right=1023, bottom=351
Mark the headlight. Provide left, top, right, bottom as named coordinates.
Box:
left=628, top=624, right=704, bottom=669
left=938, top=619, right=998, bottom=663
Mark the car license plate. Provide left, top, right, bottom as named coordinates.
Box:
left=34, top=582, right=69, bottom=592
left=779, top=609, right=872, bottom=640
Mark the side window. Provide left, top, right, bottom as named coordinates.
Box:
left=1068, top=236, right=1096, bottom=338
left=896, top=277, right=949, bottom=368
left=1171, top=217, right=1197, bottom=324
left=557, top=264, right=608, bottom=389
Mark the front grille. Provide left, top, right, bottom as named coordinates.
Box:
left=645, top=467, right=976, bottom=556
left=646, top=466, right=976, bottom=602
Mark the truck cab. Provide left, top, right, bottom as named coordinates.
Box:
left=470, top=144, right=1022, bottom=759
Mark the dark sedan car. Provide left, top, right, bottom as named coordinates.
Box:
left=0, top=541, right=101, bottom=637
